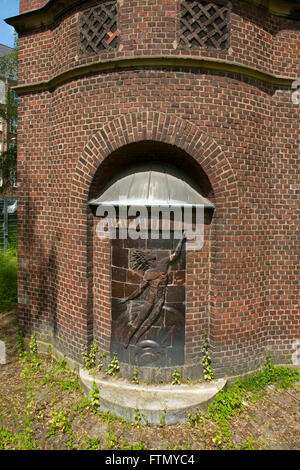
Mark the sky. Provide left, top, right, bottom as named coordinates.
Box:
left=0, top=0, right=19, bottom=48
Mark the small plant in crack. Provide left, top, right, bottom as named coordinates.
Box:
left=29, top=333, right=38, bottom=357
left=132, top=368, right=139, bottom=384
left=82, top=340, right=99, bottom=371
left=88, top=381, right=100, bottom=412
left=105, top=353, right=120, bottom=376
left=202, top=335, right=214, bottom=381
left=171, top=369, right=181, bottom=385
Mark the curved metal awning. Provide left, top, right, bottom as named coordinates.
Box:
left=88, top=163, right=215, bottom=209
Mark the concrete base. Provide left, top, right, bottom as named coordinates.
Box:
left=79, top=367, right=227, bottom=425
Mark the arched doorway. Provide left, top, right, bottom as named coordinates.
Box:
left=88, top=141, right=215, bottom=381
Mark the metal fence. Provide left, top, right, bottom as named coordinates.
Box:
left=0, top=196, right=17, bottom=253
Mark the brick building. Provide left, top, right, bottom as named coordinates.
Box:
left=6, top=0, right=300, bottom=380
left=0, top=44, right=17, bottom=192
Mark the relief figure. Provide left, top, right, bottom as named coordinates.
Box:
left=115, top=234, right=186, bottom=348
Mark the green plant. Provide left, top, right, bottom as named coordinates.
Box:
left=172, top=369, right=181, bottom=385
left=159, top=408, right=166, bottom=428
left=82, top=341, right=98, bottom=370
left=88, top=382, right=100, bottom=411
left=98, top=351, right=107, bottom=370
left=265, top=350, right=273, bottom=369
left=188, top=408, right=203, bottom=427
left=132, top=368, right=139, bottom=384
left=201, top=335, right=214, bottom=381
left=47, top=407, right=71, bottom=436
left=27, top=333, right=42, bottom=369
left=133, top=407, right=142, bottom=428
left=105, top=353, right=120, bottom=376
left=0, top=34, right=18, bottom=195
left=0, top=425, right=40, bottom=451
left=129, top=440, right=147, bottom=450
left=208, top=386, right=244, bottom=424
left=133, top=407, right=149, bottom=428
left=60, top=377, right=79, bottom=392
left=206, top=363, right=300, bottom=449
left=73, top=397, right=91, bottom=415
left=239, top=433, right=256, bottom=450
left=105, top=430, right=118, bottom=449
left=29, top=333, right=38, bottom=356
left=16, top=330, right=25, bottom=357
left=236, top=363, right=300, bottom=392
left=56, top=357, right=68, bottom=370
left=207, top=382, right=244, bottom=449
left=83, top=436, right=101, bottom=450
left=0, top=252, right=17, bottom=312
left=0, top=427, right=15, bottom=450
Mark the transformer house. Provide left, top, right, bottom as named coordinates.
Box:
left=6, top=0, right=300, bottom=420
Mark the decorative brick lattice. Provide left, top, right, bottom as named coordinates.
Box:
left=80, top=1, right=119, bottom=55
left=179, top=1, right=229, bottom=50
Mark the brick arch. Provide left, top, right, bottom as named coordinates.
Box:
left=71, top=110, right=239, bottom=370
left=72, top=111, right=239, bottom=215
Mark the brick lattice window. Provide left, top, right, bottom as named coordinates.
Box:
left=80, top=1, right=119, bottom=55
left=179, top=0, right=230, bottom=50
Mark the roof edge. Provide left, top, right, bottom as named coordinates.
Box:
left=5, top=0, right=300, bottom=34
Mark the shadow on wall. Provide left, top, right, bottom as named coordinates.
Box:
left=231, top=0, right=300, bottom=35
left=18, top=169, right=60, bottom=345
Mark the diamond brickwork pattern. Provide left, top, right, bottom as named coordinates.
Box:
left=80, top=1, right=119, bottom=55
left=179, top=0, right=229, bottom=50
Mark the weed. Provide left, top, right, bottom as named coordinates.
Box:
left=16, top=330, right=25, bottom=357
left=133, top=407, right=149, bottom=428
left=159, top=408, right=166, bottom=427
left=98, top=351, right=107, bottom=370
left=235, top=363, right=300, bottom=394
left=169, top=437, right=193, bottom=450
left=55, top=357, right=68, bottom=370
left=129, top=440, right=147, bottom=450
left=83, top=436, right=101, bottom=450
left=133, top=407, right=142, bottom=428
left=60, top=377, right=79, bottom=392
left=206, top=362, right=300, bottom=449
left=105, top=353, right=120, bottom=376
left=98, top=409, right=130, bottom=426
left=0, top=425, right=40, bottom=450
left=88, top=382, right=100, bottom=411
left=20, top=359, right=42, bottom=378
left=207, top=380, right=244, bottom=449
left=29, top=333, right=38, bottom=356
left=201, top=335, right=214, bottom=381
left=0, top=251, right=17, bottom=312
left=239, top=433, right=256, bottom=450
left=73, top=397, right=91, bottom=415
left=132, top=368, right=139, bottom=384
left=172, top=369, right=181, bottom=385
left=0, top=427, right=15, bottom=450
left=47, top=407, right=71, bottom=436
left=65, top=433, right=78, bottom=450
left=82, top=341, right=99, bottom=371
left=188, top=408, right=203, bottom=428
left=120, top=437, right=147, bottom=450
left=105, top=429, right=118, bottom=449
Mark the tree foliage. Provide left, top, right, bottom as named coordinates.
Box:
left=0, top=32, right=18, bottom=79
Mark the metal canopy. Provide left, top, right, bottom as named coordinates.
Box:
left=89, top=163, right=215, bottom=209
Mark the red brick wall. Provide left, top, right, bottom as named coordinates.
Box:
left=16, top=0, right=300, bottom=377
left=19, top=0, right=46, bottom=13
left=16, top=0, right=300, bottom=88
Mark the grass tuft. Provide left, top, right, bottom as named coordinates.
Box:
left=0, top=249, right=17, bottom=312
